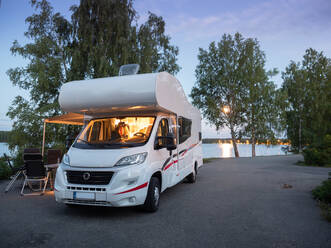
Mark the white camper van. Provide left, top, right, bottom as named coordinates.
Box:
left=54, top=71, right=203, bottom=211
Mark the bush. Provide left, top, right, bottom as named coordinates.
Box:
left=312, top=180, right=331, bottom=204
left=303, top=134, right=331, bottom=166
left=312, top=180, right=331, bottom=222
left=0, top=158, right=12, bottom=180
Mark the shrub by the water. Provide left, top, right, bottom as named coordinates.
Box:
left=303, top=135, right=331, bottom=167
left=0, top=157, right=12, bottom=180
left=312, top=180, right=331, bottom=222
left=313, top=180, right=331, bottom=203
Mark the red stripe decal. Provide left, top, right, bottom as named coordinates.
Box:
left=181, top=143, right=197, bottom=157
left=164, top=160, right=178, bottom=171
left=164, top=143, right=198, bottom=170
left=114, top=182, right=148, bottom=195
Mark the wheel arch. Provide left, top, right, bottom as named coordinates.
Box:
left=151, top=171, right=162, bottom=191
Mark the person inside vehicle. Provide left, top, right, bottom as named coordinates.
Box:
left=116, top=121, right=130, bottom=139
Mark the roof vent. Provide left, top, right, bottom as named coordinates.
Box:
left=119, top=64, right=140, bottom=76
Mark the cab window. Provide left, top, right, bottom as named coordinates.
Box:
left=156, top=118, right=169, bottom=147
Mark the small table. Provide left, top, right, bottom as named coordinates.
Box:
left=44, top=163, right=59, bottom=190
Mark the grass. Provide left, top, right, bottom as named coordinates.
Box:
left=203, top=157, right=220, bottom=163
left=295, top=160, right=331, bottom=168
left=319, top=202, right=331, bottom=222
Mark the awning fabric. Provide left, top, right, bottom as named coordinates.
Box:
left=44, top=113, right=84, bottom=125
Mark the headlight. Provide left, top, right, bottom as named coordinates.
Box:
left=62, top=153, right=70, bottom=166
left=115, top=152, right=147, bottom=167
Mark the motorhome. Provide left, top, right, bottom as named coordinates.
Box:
left=54, top=70, right=203, bottom=211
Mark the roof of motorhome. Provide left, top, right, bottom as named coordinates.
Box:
left=59, top=72, right=200, bottom=118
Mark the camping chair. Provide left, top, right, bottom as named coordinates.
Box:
left=20, top=159, right=50, bottom=196
left=47, top=149, right=62, bottom=164
left=4, top=153, right=26, bottom=193
left=23, top=148, right=41, bottom=154
left=46, top=149, right=62, bottom=190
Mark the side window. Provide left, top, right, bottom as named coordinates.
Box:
left=156, top=118, right=169, bottom=147
left=178, top=117, right=192, bottom=144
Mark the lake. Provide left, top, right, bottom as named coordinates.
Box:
left=0, top=142, right=287, bottom=159
left=202, top=143, right=288, bottom=158
left=0, top=143, right=10, bottom=157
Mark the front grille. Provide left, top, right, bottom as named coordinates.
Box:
left=65, top=199, right=111, bottom=206
left=66, top=171, right=114, bottom=185
left=67, top=186, right=106, bottom=192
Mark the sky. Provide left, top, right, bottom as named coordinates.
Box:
left=0, top=0, right=331, bottom=137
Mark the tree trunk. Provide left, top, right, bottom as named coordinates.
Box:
left=230, top=126, right=239, bottom=157
left=298, top=118, right=302, bottom=153
left=252, top=129, right=256, bottom=157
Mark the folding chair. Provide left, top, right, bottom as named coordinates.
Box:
left=4, top=153, right=25, bottom=193
left=47, top=149, right=62, bottom=164
left=46, top=149, right=62, bottom=190
left=21, top=158, right=50, bottom=196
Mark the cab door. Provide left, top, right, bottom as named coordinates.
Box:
left=177, top=116, right=193, bottom=179
left=155, top=117, right=177, bottom=189
left=167, top=115, right=180, bottom=187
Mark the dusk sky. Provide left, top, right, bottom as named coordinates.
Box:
left=1, top=0, right=330, bottom=137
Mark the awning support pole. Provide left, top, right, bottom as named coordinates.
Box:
left=42, top=121, right=46, bottom=157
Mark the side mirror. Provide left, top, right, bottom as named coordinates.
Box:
left=65, top=136, right=74, bottom=150
left=155, top=133, right=177, bottom=151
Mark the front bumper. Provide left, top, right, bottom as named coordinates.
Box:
left=54, top=164, right=149, bottom=207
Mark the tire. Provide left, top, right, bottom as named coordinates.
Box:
left=65, top=203, right=80, bottom=208
left=186, top=164, right=197, bottom=183
left=142, top=177, right=160, bottom=212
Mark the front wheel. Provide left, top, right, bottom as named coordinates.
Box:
left=142, top=177, right=160, bottom=212
left=186, top=164, right=197, bottom=183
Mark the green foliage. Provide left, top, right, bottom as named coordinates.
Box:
left=70, top=0, right=137, bottom=78
left=0, top=158, right=12, bottom=180
left=238, top=40, right=283, bottom=156
left=11, top=150, right=24, bottom=168
left=313, top=180, right=331, bottom=222
left=137, top=12, right=180, bottom=74
left=0, top=131, right=10, bottom=142
left=6, top=0, right=179, bottom=159
left=191, top=33, right=282, bottom=157
left=312, top=180, right=331, bottom=204
left=203, top=158, right=219, bottom=164
left=303, top=134, right=331, bottom=166
left=70, top=1, right=179, bottom=78
left=191, top=33, right=245, bottom=132
left=282, top=49, right=331, bottom=151
left=7, top=0, right=72, bottom=152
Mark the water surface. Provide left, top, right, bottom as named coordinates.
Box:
left=0, top=143, right=10, bottom=157
left=0, top=142, right=288, bottom=159
left=202, top=143, right=288, bottom=158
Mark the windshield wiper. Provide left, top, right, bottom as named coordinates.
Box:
left=103, top=142, right=139, bottom=147
left=77, top=138, right=90, bottom=144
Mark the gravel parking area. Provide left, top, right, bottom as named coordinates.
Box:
left=0, top=155, right=330, bottom=248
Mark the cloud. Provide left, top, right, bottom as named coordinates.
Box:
left=166, top=0, right=331, bottom=42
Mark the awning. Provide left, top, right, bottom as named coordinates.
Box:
left=42, top=113, right=85, bottom=156
left=44, top=112, right=84, bottom=125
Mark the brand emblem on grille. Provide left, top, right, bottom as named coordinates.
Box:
left=82, top=172, right=91, bottom=181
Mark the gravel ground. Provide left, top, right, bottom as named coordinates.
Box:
left=0, top=154, right=330, bottom=248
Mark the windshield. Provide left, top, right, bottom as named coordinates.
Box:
left=73, top=117, right=155, bottom=149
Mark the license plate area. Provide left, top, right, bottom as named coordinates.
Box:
left=73, top=192, right=95, bottom=200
